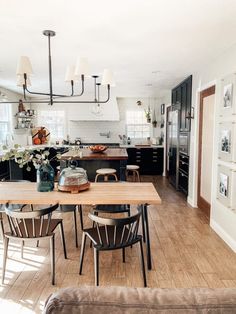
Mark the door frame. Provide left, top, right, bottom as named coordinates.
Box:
left=197, top=85, right=215, bottom=217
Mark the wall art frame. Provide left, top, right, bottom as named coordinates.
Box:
left=217, top=164, right=232, bottom=208
left=220, top=73, right=236, bottom=117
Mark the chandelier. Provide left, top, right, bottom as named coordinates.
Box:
left=0, top=30, right=114, bottom=106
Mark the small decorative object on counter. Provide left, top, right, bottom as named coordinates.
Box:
left=32, top=126, right=50, bottom=145
left=89, top=145, right=107, bottom=153
left=58, top=164, right=90, bottom=193
left=144, top=106, right=151, bottom=123
left=127, top=137, right=131, bottom=145
left=37, top=163, right=55, bottom=192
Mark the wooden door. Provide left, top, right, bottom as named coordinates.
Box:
left=197, top=86, right=215, bottom=218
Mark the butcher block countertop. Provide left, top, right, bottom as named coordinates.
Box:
left=60, top=148, right=128, bottom=160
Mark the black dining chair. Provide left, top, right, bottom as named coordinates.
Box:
left=79, top=211, right=147, bottom=287
left=2, top=203, right=67, bottom=285
left=0, top=180, right=32, bottom=239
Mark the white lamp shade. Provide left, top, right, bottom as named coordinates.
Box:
left=101, top=69, right=115, bottom=86
left=75, top=57, right=89, bottom=76
left=17, top=75, right=31, bottom=87
left=16, top=56, right=33, bottom=75
left=65, top=65, right=76, bottom=82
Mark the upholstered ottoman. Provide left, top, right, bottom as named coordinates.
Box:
left=44, top=286, right=236, bottom=313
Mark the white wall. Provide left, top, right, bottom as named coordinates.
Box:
left=188, top=43, right=236, bottom=252
left=31, top=97, right=166, bottom=144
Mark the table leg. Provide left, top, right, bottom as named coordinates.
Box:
left=142, top=204, right=152, bottom=270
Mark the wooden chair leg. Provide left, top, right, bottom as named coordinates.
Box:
left=113, top=173, right=118, bottom=181
left=73, top=207, right=78, bottom=248
left=2, top=236, right=9, bottom=284
left=139, top=239, right=147, bottom=287
left=122, top=247, right=125, bottom=263
left=0, top=213, right=4, bottom=240
left=21, top=240, right=24, bottom=259
left=135, top=170, right=140, bottom=182
left=94, top=248, right=99, bottom=286
left=79, top=232, right=87, bottom=275
left=125, top=170, right=128, bottom=181
left=59, top=222, right=67, bottom=259
left=133, top=171, right=136, bottom=182
left=50, top=235, right=55, bottom=285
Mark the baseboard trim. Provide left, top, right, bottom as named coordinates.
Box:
left=187, top=196, right=197, bottom=208
left=210, top=219, right=236, bottom=252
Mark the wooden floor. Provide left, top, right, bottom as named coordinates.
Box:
left=0, top=176, right=236, bottom=313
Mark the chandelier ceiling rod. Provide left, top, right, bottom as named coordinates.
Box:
left=0, top=30, right=114, bottom=105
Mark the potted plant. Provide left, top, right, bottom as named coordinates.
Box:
left=152, top=109, right=157, bottom=128
left=144, top=106, right=151, bottom=123
left=1, top=144, right=60, bottom=192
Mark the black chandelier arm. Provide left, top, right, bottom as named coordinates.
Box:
left=23, top=73, right=85, bottom=98
left=0, top=100, right=53, bottom=104
left=53, top=84, right=110, bottom=104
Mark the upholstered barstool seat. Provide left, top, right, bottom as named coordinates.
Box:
left=127, top=165, right=140, bottom=170
left=95, top=168, right=118, bottom=182
left=126, top=165, right=140, bottom=182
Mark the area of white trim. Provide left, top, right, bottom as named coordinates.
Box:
left=187, top=196, right=197, bottom=208
left=210, top=219, right=236, bottom=252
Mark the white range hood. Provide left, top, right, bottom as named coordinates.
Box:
left=68, top=95, right=120, bottom=121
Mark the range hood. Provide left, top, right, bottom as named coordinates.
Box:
left=68, top=95, right=120, bottom=121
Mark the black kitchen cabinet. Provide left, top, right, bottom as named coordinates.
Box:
left=127, top=147, right=163, bottom=175
left=172, top=75, right=192, bottom=132
left=178, top=153, right=189, bottom=195
left=0, top=160, right=10, bottom=181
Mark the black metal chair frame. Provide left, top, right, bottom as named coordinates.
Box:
left=2, top=203, right=67, bottom=285
left=79, top=211, right=147, bottom=287
left=58, top=204, right=84, bottom=247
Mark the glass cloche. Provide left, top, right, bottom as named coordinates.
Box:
left=58, top=165, right=90, bottom=193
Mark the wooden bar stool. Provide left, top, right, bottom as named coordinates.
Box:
left=126, top=165, right=140, bottom=182
left=95, top=168, right=118, bottom=182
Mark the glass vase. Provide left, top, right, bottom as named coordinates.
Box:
left=37, top=163, right=55, bottom=192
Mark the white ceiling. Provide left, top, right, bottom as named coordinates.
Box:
left=1, top=0, right=236, bottom=98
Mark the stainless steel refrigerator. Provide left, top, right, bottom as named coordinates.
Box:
left=168, top=107, right=180, bottom=189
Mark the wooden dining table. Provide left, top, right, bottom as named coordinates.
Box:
left=0, top=181, right=161, bottom=270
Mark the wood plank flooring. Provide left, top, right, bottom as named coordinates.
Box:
left=0, top=176, right=236, bottom=313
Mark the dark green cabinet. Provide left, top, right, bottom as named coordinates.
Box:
left=172, top=75, right=192, bottom=132
left=127, top=147, right=163, bottom=175
left=0, top=160, right=10, bottom=181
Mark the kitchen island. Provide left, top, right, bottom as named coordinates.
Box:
left=60, top=148, right=128, bottom=181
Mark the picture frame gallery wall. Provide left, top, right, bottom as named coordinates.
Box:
left=217, top=73, right=236, bottom=210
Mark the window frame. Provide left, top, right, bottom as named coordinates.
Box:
left=125, top=110, right=151, bottom=139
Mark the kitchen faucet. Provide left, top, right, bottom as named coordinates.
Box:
left=99, top=131, right=111, bottom=138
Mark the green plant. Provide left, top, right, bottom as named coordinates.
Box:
left=144, top=106, right=151, bottom=121
left=0, top=144, right=61, bottom=171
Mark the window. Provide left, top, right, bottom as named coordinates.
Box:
left=0, top=103, right=11, bottom=144
left=126, top=110, right=150, bottom=139
left=37, top=110, right=65, bottom=139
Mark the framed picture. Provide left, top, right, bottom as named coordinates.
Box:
left=218, top=122, right=233, bottom=162
left=220, top=73, right=236, bottom=116
left=161, top=104, right=165, bottom=115
left=223, top=83, right=233, bottom=108
left=217, top=164, right=232, bottom=207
